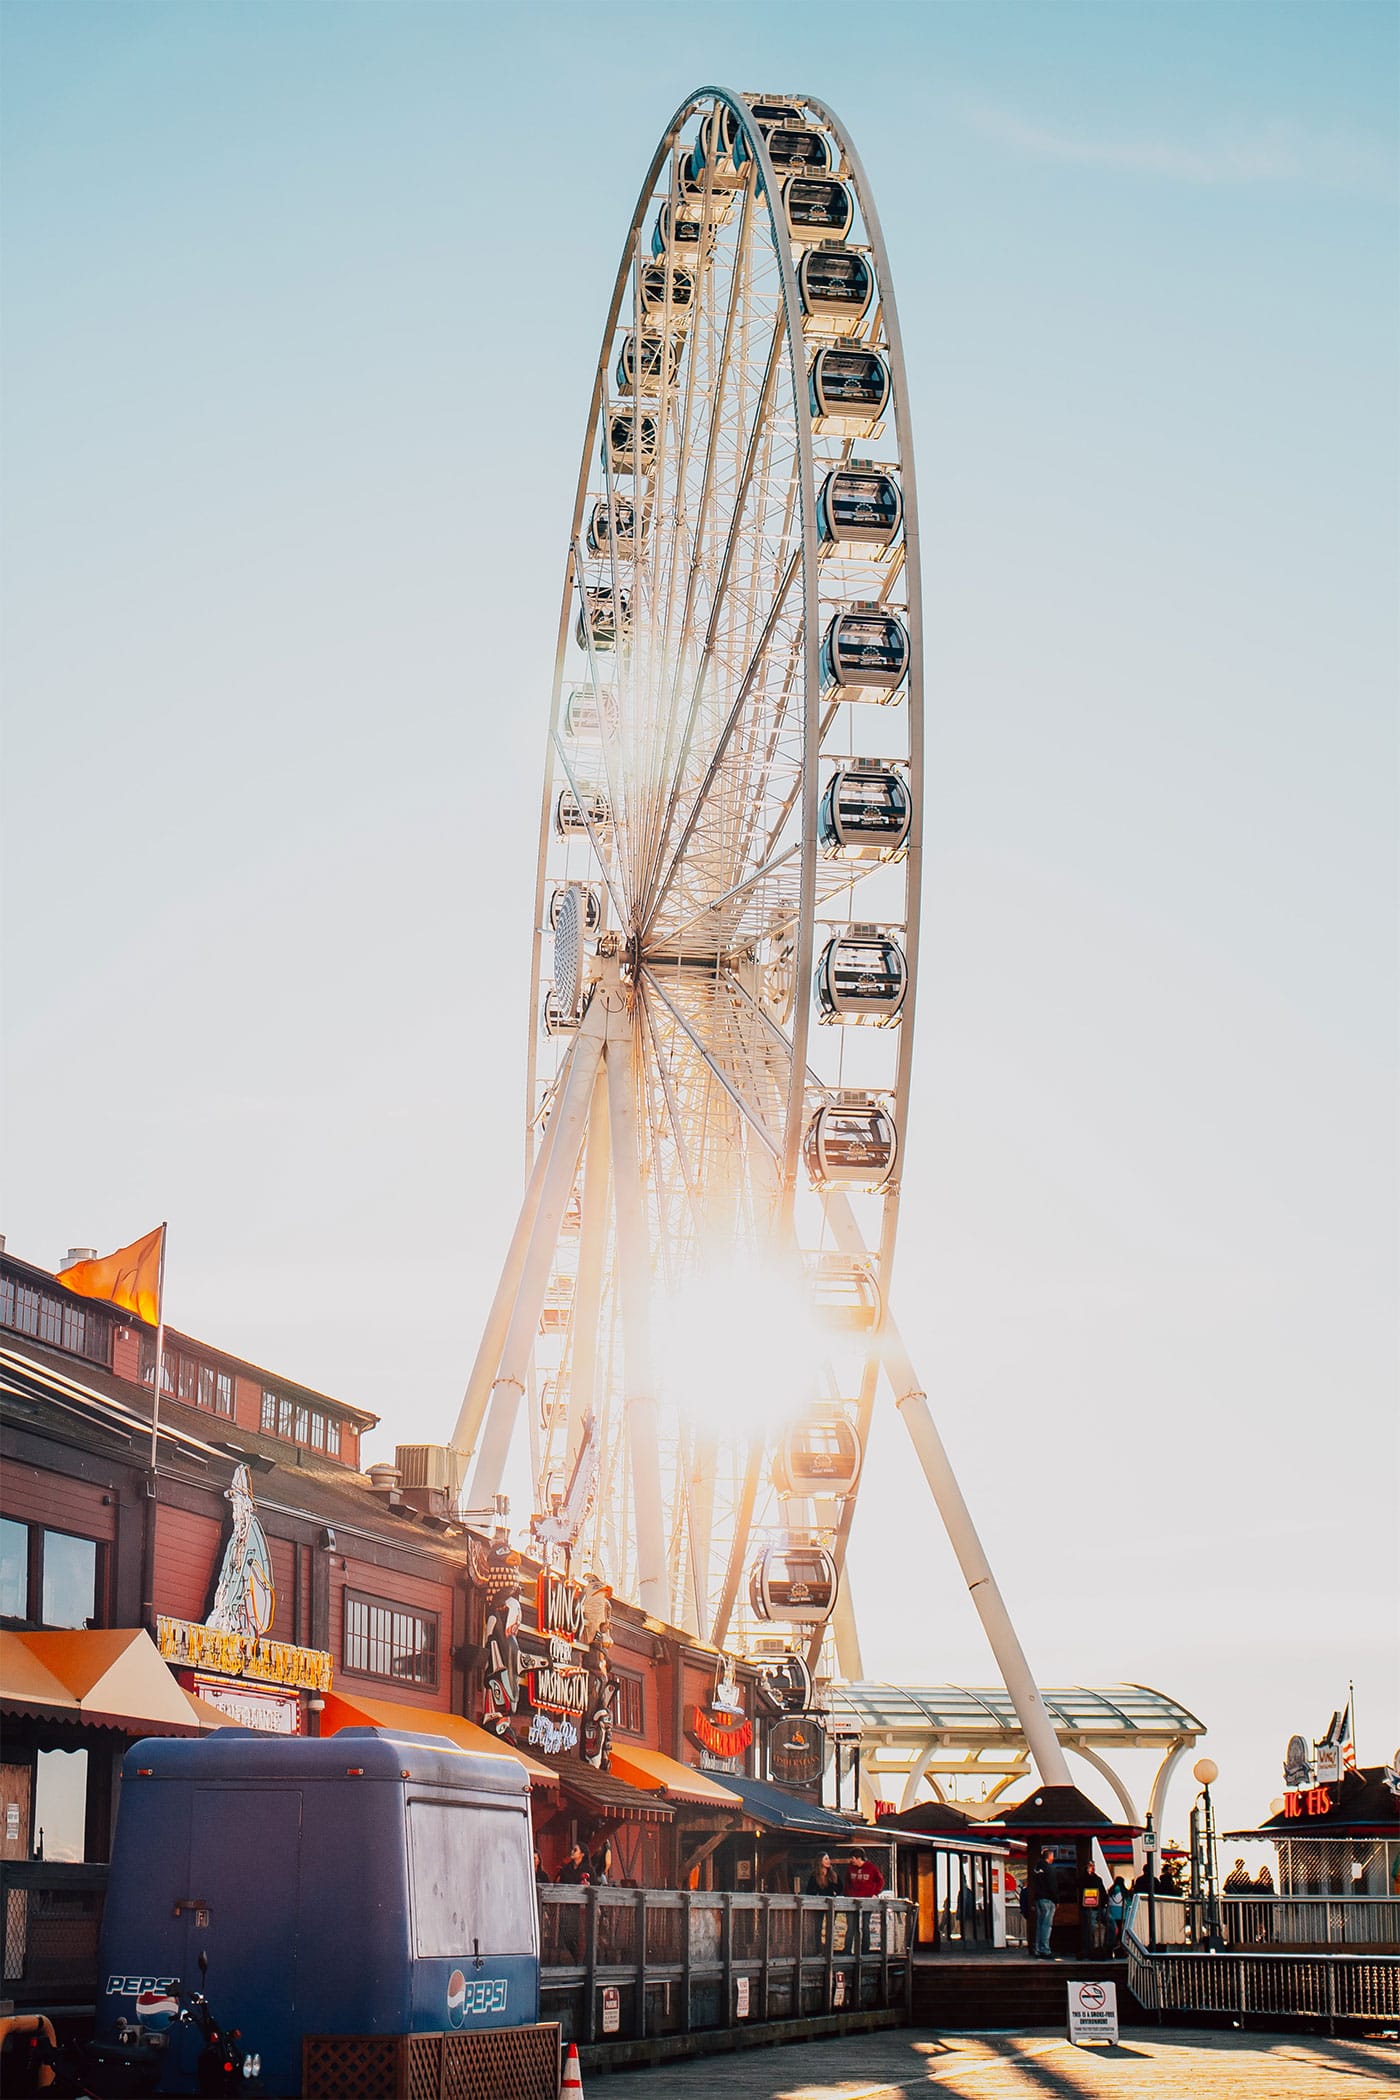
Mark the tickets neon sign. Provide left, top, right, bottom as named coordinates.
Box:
left=1282, top=1786, right=1332, bottom=1818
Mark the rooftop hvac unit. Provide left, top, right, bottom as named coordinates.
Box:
left=395, top=1444, right=452, bottom=1493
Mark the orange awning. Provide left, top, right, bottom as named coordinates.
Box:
left=320, top=1689, right=557, bottom=1789
left=608, top=1745, right=744, bottom=1808
left=0, top=1628, right=207, bottom=1735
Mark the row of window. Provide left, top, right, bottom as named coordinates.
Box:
left=261, top=1389, right=341, bottom=1455
left=140, top=1337, right=233, bottom=1416
left=0, top=1517, right=100, bottom=1629
left=1, top=1276, right=109, bottom=1365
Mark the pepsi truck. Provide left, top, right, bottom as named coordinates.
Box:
left=93, top=1728, right=549, bottom=2097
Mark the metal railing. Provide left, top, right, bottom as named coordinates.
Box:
left=1124, top=1901, right=1400, bottom=2030
left=1136, top=1894, right=1400, bottom=1950
left=1, top=1861, right=109, bottom=2004
left=539, top=1889, right=913, bottom=2045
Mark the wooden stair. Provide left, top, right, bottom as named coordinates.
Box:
left=912, top=1956, right=1137, bottom=2030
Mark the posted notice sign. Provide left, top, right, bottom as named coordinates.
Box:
left=601, top=1985, right=620, bottom=2035
left=1066, top=1978, right=1119, bottom=2045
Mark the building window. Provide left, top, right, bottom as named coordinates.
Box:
left=261, top=1390, right=277, bottom=1432
left=216, top=1371, right=234, bottom=1416
left=278, top=1397, right=294, bottom=1439
left=2, top=1274, right=109, bottom=1365
left=326, top=1419, right=340, bottom=1457
left=0, top=1517, right=26, bottom=1618
left=177, top=1354, right=197, bottom=1402
left=198, top=1363, right=216, bottom=1409
left=614, top=1668, right=644, bottom=1736
left=0, top=1519, right=100, bottom=1629
left=310, top=1412, right=326, bottom=1451
left=294, top=1405, right=310, bottom=1444
left=344, top=1592, right=438, bottom=1688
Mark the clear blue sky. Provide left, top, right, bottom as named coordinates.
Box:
left=3, top=1, right=1396, bottom=1837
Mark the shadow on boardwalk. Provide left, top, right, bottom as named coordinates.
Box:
left=605, top=2023, right=1400, bottom=2096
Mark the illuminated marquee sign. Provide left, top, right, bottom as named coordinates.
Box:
left=525, top=1567, right=587, bottom=1715
left=687, top=1704, right=753, bottom=1760
left=1282, top=1786, right=1333, bottom=1819
left=157, top=1616, right=332, bottom=1693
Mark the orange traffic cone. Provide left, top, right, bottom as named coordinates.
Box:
left=561, top=2040, right=584, bottom=2096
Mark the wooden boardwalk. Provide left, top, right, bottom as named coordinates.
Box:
left=601, top=2025, right=1400, bottom=2095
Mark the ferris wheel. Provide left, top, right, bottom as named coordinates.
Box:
left=455, top=86, right=922, bottom=1667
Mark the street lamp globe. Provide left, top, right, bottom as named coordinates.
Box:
left=1193, top=1758, right=1219, bottom=1787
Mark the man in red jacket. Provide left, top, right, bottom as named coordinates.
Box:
left=844, top=1849, right=885, bottom=1898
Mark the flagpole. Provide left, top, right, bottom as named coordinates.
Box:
left=147, top=1223, right=168, bottom=1470
left=1349, top=1678, right=1356, bottom=1764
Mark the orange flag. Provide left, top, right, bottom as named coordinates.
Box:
left=57, top=1225, right=165, bottom=1327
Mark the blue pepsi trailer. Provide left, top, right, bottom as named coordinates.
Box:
left=95, top=1727, right=541, bottom=2097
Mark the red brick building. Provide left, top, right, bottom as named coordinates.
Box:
left=0, top=1241, right=765, bottom=1945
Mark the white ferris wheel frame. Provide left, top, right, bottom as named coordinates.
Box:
left=448, top=85, right=1075, bottom=1793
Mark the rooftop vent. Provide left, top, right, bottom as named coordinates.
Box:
left=365, top=1462, right=402, bottom=1495
left=63, top=1247, right=98, bottom=1269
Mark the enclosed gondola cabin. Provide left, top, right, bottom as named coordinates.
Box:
left=818, top=764, right=912, bottom=862
left=676, top=143, right=739, bottom=216
left=614, top=331, right=683, bottom=398
left=538, top=1275, right=574, bottom=1334
left=549, top=880, right=601, bottom=933
left=818, top=468, right=904, bottom=557
left=781, top=176, right=854, bottom=243
left=748, top=1543, right=839, bottom=1625
left=815, top=925, right=908, bottom=1025
left=772, top=1409, right=863, bottom=1501
left=575, top=586, right=630, bottom=652
left=601, top=409, right=658, bottom=477
left=586, top=494, right=647, bottom=559
left=651, top=201, right=713, bottom=260
left=764, top=124, right=834, bottom=174
left=798, top=245, right=874, bottom=336
left=685, top=104, right=744, bottom=190
left=809, top=346, right=890, bottom=437
left=742, top=97, right=806, bottom=136
left=543, top=993, right=580, bottom=1037
left=563, top=683, right=618, bottom=739
left=808, top=1252, right=882, bottom=1332
left=638, top=259, right=696, bottom=321
left=820, top=607, right=909, bottom=701
left=803, top=1093, right=899, bottom=1191
left=553, top=786, right=612, bottom=838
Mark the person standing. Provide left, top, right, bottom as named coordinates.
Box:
left=1079, top=1863, right=1106, bottom=1957
left=557, top=1842, right=591, bottom=1885
left=1224, top=1857, right=1252, bottom=1893
left=845, top=1850, right=885, bottom=1899
left=1103, top=1876, right=1128, bottom=1955
left=1031, top=1848, right=1059, bottom=1959
left=805, top=1852, right=842, bottom=1895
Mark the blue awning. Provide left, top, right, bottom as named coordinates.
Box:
left=715, top=1773, right=868, bottom=1836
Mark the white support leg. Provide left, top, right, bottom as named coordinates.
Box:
left=450, top=1107, right=554, bottom=1479
left=565, top=1062, right=610, bottom=1475
left=603, top=991, right=668, bottom=1620
left=468, top=1020, right=605, bottom=1506
left=823, top=1193, right=1074, bottom=1791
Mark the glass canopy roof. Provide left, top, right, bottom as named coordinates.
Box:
left=822, top=1683, right=1202, bottom=1740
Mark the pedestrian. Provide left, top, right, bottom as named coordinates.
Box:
left=1104, top=1876, right=1128, bottom=1955
left=534, top=1847, right=549, bottom=1885
left=1079, top=1863, right=1106, bottom=1957
left=1017, top=1874, right=1034, bottom=1949
left=1252, top=1862, right=1274, bottom=1894
left=844, top=1849, right=885, bottom=1899
left=1031, top=1847, right=1058, bottom=1960
left=805, top=1852, right=842, bottom=1895
left=1156, top=1859, right=1181, bottom=1896
left=557, top=1842, right=591, bottom=1885
left=1131, top=1864, right=1154, bottom=1895
left=1224, top=1857, right=1252, bottom=1893
left=590, top=1842, right=613, bottom=1886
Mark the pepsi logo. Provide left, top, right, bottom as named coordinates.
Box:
left=446, top=1970, right=467, bottom=2028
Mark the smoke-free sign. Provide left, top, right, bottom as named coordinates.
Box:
left=1066, top=1978, right=1118, bottom=2045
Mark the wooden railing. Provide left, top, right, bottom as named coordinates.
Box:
left=539, top=1888, right=914, bottom=2046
